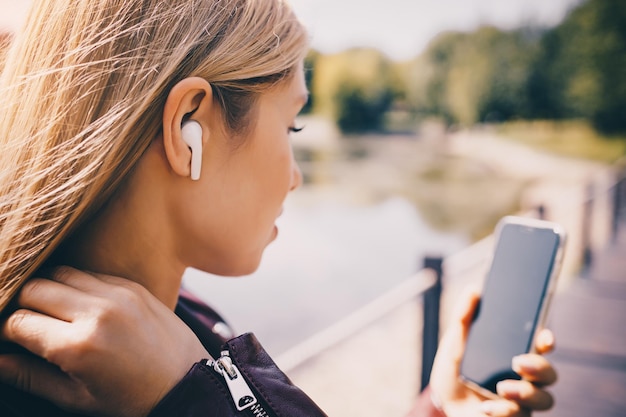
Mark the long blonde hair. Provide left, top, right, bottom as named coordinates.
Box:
left=0, top=0, right=309, bottom=311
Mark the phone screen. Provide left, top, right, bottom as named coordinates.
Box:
left=460, top=221, right=561, bottom=394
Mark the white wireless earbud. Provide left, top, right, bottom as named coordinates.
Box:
left=181, top=120, right=202, bottom=180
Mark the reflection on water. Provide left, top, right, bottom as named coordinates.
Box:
left=184, top=196, right=468, bottom=354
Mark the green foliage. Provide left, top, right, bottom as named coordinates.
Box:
left=592, top=1, right=626, bottom=135
left=301, top=50, right=320, bottom=114
left=304, top=0, right=626, bottom=137
left=334, top=80, right=393, bottom=133
left=408, top=0, right=626, bottom=133
left=545, top=0, right=626, bottom=134
left=310, top=48, right=397, bottom=133
left=476, top=27, right=542, bottom=122
left=407, top=31, right=466, bottom=124
left=402, top=27, right=541, bottom=126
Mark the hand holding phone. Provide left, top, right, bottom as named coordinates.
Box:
left=460, top=216, right=565, bottom=398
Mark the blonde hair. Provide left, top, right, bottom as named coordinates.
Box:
left=0, top=0, right=308, bottom=310
left=0, top=31, right=12, bottom=71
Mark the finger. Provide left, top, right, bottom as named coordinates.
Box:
left=1, top=309, right=69, bottom=358
left=497, top=379, right=555, bottom=411
left=17, top=278, right=94, bottom=322
left=480, top=400, right=525, bottom=417
left=0, top=354, right=83, bottom=410
left=50, top=266, right=145, bottom=300
left=46, top=266, right=103, bottom=292
left=534, top=328, right=555, bottom=354
left=512, top=354, right=558, bottom=386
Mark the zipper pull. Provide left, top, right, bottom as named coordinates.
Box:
left=208, top=351, right=258, bottom=411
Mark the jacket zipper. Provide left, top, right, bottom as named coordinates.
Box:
left=207, top=351, right=272, bottom=416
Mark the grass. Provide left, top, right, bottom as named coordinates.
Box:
left=496, top=120, right=626, bottom=164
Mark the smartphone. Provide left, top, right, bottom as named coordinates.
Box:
left=460, top=216, right=566, bottom=398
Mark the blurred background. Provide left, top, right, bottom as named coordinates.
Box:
left=1, top=1, right=625, bottom=415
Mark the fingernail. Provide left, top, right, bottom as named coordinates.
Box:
left=512, top=355, right=538, bottom=373
left=539, top=330, right=555, bottom=347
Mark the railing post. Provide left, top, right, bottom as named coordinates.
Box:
left=537, top=204, right=546, bottom=220
left=581, top=182, right=594, bottom=273
left=421, top=256, right=443, bottom=392
left=613, top=175, right=624, bottom=243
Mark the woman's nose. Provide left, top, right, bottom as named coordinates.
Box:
left=290, top=161, right=302, bottom=192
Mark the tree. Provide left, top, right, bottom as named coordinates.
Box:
left=587, top=0, right=626, bottom=133
left=334, top=79, right=393, bottom=133
left=407, top=28, right=539, bottom=126
left=475, top=27, right=541, bottom=122
left=529, top=0, right=626, bottom=133
left=312, top=48, right=396, bottom=133
left=301, top=50, right=320, bottom=114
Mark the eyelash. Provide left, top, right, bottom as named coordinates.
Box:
left=289, top=125, right=305, bottom=134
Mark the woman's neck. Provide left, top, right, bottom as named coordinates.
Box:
left=56, top=178, right=186, bottom=310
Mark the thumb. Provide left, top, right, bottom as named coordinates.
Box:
left=430, top=289, right=480, bottom=403
left=429, top=287, right=481, bottom=407
left=440, top=288, right=481, bottom=364
left=0, top=354, right=84, bottom=408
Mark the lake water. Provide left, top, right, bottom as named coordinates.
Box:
left=183, top=194, right=468, bottom=354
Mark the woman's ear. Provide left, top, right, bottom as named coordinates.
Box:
left=162, top=77, right=214, bottom=179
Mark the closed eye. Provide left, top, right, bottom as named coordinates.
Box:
left=289, top=125, right=305, bottom=134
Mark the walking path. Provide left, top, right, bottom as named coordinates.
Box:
left=545, top=218, right=626, bottom=416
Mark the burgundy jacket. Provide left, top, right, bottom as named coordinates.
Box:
left=0, top=290, right=443, bottom=417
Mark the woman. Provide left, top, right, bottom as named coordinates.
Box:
left=0, top=1, right=556, bottom=416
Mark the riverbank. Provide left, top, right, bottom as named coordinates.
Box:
left=294, top=118, right=616, bottom=241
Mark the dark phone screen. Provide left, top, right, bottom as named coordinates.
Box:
left=460, top=222, right=560, bottom=394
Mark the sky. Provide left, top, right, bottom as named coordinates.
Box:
left=0, top=0, right=584, bottom=60
left=289, top=0, right=584, bottom=59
